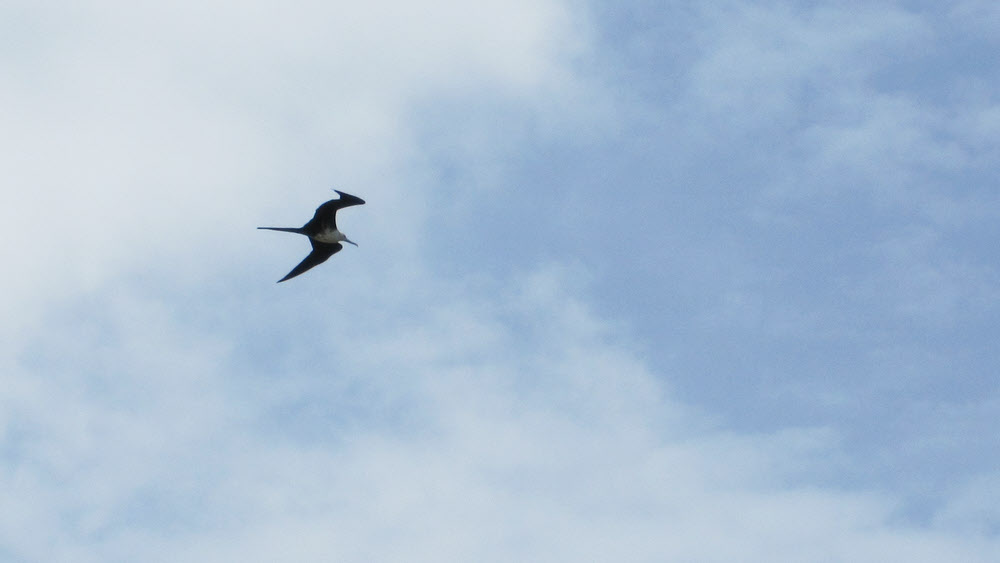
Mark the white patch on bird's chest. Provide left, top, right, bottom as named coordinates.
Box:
left=313, top=229, right=346, bottom=244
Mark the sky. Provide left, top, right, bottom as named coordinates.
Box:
left=2, top=0, right=999, bottom=561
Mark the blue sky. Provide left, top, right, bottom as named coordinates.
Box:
left=2, top=0, right=999, bottom=560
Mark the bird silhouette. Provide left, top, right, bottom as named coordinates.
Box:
left=258, top=190, right=366, bottom=282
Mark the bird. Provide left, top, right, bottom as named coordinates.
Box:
left=258, top=190, right=366, bottom=283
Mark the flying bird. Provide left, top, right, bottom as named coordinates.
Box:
left=258, top=190, right=366, bottom=282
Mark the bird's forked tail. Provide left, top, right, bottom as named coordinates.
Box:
left=257, top=227, right=307, bottom=235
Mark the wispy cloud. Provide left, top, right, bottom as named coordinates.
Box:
left=2, top=0, right=999, bottom=560
left=6, top=267, right=999, bottom=560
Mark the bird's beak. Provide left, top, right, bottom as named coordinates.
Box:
left=344, top=238, right=358, bottom=247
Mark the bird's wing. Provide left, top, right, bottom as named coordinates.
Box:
left=306, top=191, right=366, bottom=230
left=277, top=241, right=343, bottom=283
left=333, top=190, right=366, bottom=207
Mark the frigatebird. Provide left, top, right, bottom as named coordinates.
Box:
left=258, top=190, right=366, bottom=282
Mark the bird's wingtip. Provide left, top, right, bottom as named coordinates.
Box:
left=333, top=189, right=365, bottom=204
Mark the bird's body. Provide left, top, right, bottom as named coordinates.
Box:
left=258, top=190, right=366, bottom=282
left=313, top=229, right=351, bottom=245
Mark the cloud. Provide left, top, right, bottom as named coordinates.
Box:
left=5, top=267, right=1000, bottom=561
left=3, top=0, right=1000, bottom=561
left=0, top=0, right=590, bottom=335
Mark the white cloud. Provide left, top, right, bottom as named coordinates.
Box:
left=4, top=268, right=1000, bottom=561
left=3, top=1, right=1000, bottom=561
left=0, top=0, right=590, bottom=338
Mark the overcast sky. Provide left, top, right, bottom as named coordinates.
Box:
left=2, top=0, right=999, bottom=561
